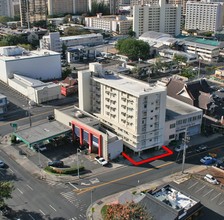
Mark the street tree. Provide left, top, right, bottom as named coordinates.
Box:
left=0, top=181, right=14, bottom=207
left=115, top=38, right=150, bottom=61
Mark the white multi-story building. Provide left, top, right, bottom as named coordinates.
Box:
left=185, top=1, right=224, bottom=32
left=133, top=0, right=182, bottom=37
left=78, top=63, right=167, bottom=153
left=0, top=46, right=61, bottom=83
left=85, top=13, right=132, bottom=34
left=40, top=32, right=62, bottom=53
left=60, top=33, right=103, bottom=47
left=0, top=0, right=15, bottom=17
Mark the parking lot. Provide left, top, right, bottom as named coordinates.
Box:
left=173, top=174, right=224, bottom=217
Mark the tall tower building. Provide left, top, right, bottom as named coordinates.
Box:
left=185, top=1, right=224, bottom=32
left=133, top=0, right=182, bottom=37
left=20, top=0, right=47, bottom=28
left=88, top=0, right=119, bottom=14
left=78, top=63, right=167, bottom=152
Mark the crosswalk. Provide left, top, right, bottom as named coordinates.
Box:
left=46, top=181, right=68, bottom=189
left=69, top=214, right=86, bottom=220
left=60, top=191, right=88, bottom=214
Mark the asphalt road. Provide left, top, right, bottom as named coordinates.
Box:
left=0, top=149, right=87, bottom=220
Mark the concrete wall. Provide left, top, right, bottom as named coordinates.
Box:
left=108, top=138, right=123, bottom=160
left=54, top=109, right=73, bottom=128
left=4, top=54, right=61, bottom=81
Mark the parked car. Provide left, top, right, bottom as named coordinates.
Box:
left=174, top=144, right=189, bottom=152
left=196, top=145, right=208, bottom=153
left=204, top=174, right=219, bottom=185
left=48, top=160, right=64, bottom=168
left=95, top=156, right=108, bottom=166
left=0, top=205, right=12, bottom=217
left=0, top=160, right=5, bottom=168
left=33, top=144, right=47, bottom=152
left=200, top=156, right=216, bottom=165
left=47, top=115, right=55, bottom=121
left=214, top=161, right=224, bottom=170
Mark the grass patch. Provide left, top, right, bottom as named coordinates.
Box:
left=101, top=205, right=108, bottom=219
left=44, top=166, right=85, bottom=175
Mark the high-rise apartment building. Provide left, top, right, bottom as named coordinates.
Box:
left=48, top=0, right=87, bottom=16
left=88, top=0, right=119, bottom=14
left=133, top=0, right=182, bottom=37
left=185, top=1, right=224, bottom=32
left=0, top=0, right=20, bottom=17
left=78, top=63, right=167, bottom=152
left=20, top=0, right=47, bottom=27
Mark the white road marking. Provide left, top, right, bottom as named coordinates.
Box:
left=8, top=168, right=14, bottom=173
left=211, top=193, right=221, bottom=201
left=80, top=182, right=91, bottom=186
left=219, top=200, right=224, bottom=205
left=17, top=188, right=23, bottom=194
left=39, top=209, right=45, bottom=215
left=203, top=189, right=214, bottom=197
left=26, top=184, right=33, bottom=191
left=195, top=185, right=206, bottom=193
left=188, top=181, right=198, bottom=189
left=89, top=178, right=100, bottom=184
left=49, top=204, right=57, bottom=212
left=28, top=214, right=35, bottom=220
left=68, top=182, right=79, bottom=190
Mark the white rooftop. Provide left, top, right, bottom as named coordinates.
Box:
left=92, top=69, right=166, bottom=97
left=151, top=185, right=198, bottom=211
left=0, top=46, right=60, bottom=61
left=60, top=33, right=102, bottom=41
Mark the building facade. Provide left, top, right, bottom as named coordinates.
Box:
left=48, top=0, right=87, bottom=16
left=133, top=0, right=182, bottom=37
left=60, top=34, right=103, bottom=47
left=39, top=32, right=62, bottom=53
left=20, top=0, right=47, bottom=27
left=88, top=0, right=119, bottom=14
left=85, top=13, right=132, bottom=34
left=0, top=46, right=61, bottom=83
left=185, top=1, right=224, bottom=32
left=78, top=63, right=167, bottom=153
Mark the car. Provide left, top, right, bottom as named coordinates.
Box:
left=33, top=144, right=47, bottom=152
left=0, top=160, right=5, bottom=168
left=204, top=174, right=219, bottom=185
left=0, top=205, right=12, bottom=217
left=95, top=156, right=108, bottom=166
left=196, top=145, right=208, bottom=153
left=47, top=115, right=55, bottom=121
left=214, top=161, right=224, bottom=170
left=174, top=144, right=189, bottom=152
left=200, top=156, right=216, bottom=165
left=48, top=160, right=64, bottom=168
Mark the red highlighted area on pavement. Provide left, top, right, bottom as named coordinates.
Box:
left=122, top=146, right=173, bottom=166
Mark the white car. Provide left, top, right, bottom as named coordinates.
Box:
left=174, top=144, right=189, bottom=152
left=95, top=156, right=108, bottom=166
left=204, top=174, right=219, bottom=185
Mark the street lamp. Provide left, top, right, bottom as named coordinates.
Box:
left=77, top=148, right=81, bottom=178
left=182, top=130, right=190, bottom=174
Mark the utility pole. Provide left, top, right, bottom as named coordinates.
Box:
left=182, top=130, right=190, bottom=174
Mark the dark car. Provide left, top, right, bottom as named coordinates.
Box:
left=48, top=160, right=64, bottom=168
left=215, top=162, right=224, bottom=170
left=196, top=145, right=208, bottom=153
left=47, top=115, right=55, bottom=121
left=0, top=205, right=12, bottom=217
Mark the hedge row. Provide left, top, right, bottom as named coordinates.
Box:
left=44, top=166, right=85, bottom=175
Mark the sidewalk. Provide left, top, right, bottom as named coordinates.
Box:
left=86, top=165, right=206, bottom=220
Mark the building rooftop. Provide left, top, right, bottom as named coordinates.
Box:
left=0, top=46, right=60, bottom=61
left=61, top=106, right=100, bottom=126
left=60, top=33, right=102, bottom=41
left=166, top=96, right=202, bottom=120
left=15, top=121, right=71, bottom=145
left=92, top=69, right=166, bottom=97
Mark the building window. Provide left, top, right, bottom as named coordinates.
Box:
left=170, top=123, right=175, bottom=128
left=169, top=134, right=175, bottom=139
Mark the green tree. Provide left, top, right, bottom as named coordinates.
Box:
left=115, top=38, right=150, bottom=61
left=32, top=20, right=47, bottom=28
left=0, top=181, right=14, bottom=207
left=0, top=16, right=13, bottom=24
left=62, top=67, right=72, bottom=79
left=0, top=35, right=27, bottom=46
left=180, top=67, right=196, bottom=79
